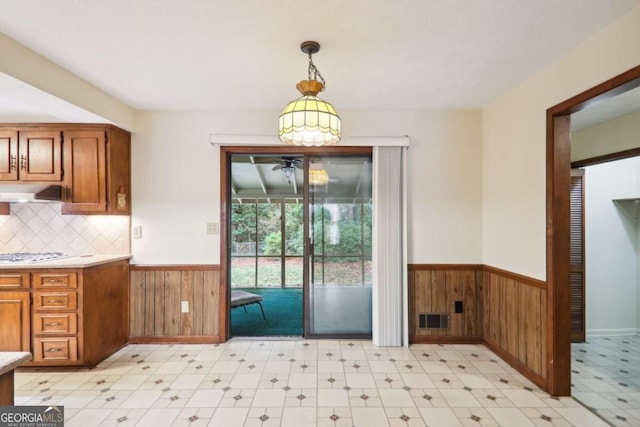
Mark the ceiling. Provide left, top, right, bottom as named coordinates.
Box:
left=1, top=0, right=639, bottom=117
left=571, top=85, right=640, bottom=131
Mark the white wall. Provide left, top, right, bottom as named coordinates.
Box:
left=483, top=5, right=640, bottom=280
left=572, top=110, right=640, bottom=162
left=584, top=159, right=639, bottom=335
left=130, top=109, right=483, bottom=265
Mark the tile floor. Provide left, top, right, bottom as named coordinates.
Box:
left=15, top=341, right=608, bottom=427
left=572, top=335, right=640, bottom=427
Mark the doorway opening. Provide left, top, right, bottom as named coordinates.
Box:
left=547, top=64, right=640, bottom=396
left=222, top=147, right=373, bottom=340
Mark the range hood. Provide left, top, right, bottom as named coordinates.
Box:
left=0, top=184, right=63, bottom=202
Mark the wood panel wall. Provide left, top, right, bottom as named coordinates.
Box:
left=129, top=265, right=220, bottom=343
left=409, top=264, right=548, bottom=390
left=409, top=265, right=482, bottom=343
left=481, top=266, right=547, bottom=388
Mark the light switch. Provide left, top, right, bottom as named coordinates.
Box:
left=207, top=222, right=219, bottom=235
left=132, top=225, right=142, bottom=239
left=181, top=301, right=189, bottom=313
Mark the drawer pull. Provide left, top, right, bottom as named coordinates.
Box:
left=47, top=299, right=64, bottom=304
left=46, top=348, right=63, bottom=353
left=46, top=279, right=65, bottom=283
left=44, top=322, right=62, bottom=327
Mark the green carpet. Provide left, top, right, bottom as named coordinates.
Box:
left=231, top=288, right=303, bottom=337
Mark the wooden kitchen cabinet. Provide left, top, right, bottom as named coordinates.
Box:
left=0, top=273, right=30, bottom=352
left=0, top=291, right=30, bottom=352
left=0, top=129, right=62, bottom=182
left=62, top=126, right=131, bottom=215
left=0, top=259, right=129, bottom=367
left=0, top=123, right=131, bottom=214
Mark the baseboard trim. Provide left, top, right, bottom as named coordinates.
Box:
left=586, top=328, right=639, bottom=337
left=483, top=339, right=547, bottom=390
left=128, top=336, right=221, bottom=344
left=410, top=336, right=483, bottom=344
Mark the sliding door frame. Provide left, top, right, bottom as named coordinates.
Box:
left=220, top=145, right=372, bottom=341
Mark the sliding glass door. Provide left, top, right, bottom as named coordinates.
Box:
left=227, top=151, right=372, bottom=338
left=306, top=155, right=373, bottom=337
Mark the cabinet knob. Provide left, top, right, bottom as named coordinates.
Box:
left=46, top=348, right=63, bottom=353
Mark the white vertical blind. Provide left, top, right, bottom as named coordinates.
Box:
left=372, top=146, right=408, bottom=346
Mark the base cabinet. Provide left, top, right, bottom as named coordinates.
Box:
left=0, top=260, right=129, bottom=367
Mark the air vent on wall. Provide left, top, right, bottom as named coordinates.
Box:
left=418, top=313, right=449, bottom=330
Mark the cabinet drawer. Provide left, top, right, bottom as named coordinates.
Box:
left=33, top=313, right=77, bottom=334
left=33, top=272, right=77, bottom=289
left=34, top=337, right=78, bottom=362
left=34, top=292, right=77, bottom=310
left=0, top=273, right=30, bottom=289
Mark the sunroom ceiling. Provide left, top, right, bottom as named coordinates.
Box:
left=230, top=156, right=372, bottom=203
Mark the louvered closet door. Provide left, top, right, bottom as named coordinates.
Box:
left=570, top=169, right=585, bottom=343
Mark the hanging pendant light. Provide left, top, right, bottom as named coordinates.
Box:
left=279, top=41, right=341, bottom=146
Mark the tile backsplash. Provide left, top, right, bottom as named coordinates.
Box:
left=0, top=203, right=130, bottom=255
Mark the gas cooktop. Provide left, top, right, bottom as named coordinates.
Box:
left=0, top=252, right=72, bottom=264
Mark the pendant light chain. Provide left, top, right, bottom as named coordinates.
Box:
left=307, top=53, right=326, bottom=92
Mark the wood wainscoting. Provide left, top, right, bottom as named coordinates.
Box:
left=129, top=265, right=221, bottom=343
left=409, top=265, right=483, bottom=343
left=409, top=264, right=548, bottom=390
left=481, top=266, right=547, bottom=389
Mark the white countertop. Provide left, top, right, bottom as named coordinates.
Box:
left=0, top=254, right=131, bottom=269
left=0, top=352, right=32, bottom=375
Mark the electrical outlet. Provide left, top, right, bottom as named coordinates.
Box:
left=181, top=301, right=189, bottom=313
left=132, top=225, right=142, bottom=239
left=206, top=222, right=219, bottom=235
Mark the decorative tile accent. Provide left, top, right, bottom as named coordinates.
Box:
left=540, top=414, right=552, bottom=422
left=471, top=415, right=480, bottom=422
left=117, top=416, right=128, bottom=423
left=188, top=415, right=198, bottom=422
left=259, top=415, right=269, bottom=421
left=400, top=414, right=410, bottom=421
left=233, top=395, right=242, bottom=400
left=330, top=414, right=339, bottom=421
left=1, top=203, right=129, bottom=255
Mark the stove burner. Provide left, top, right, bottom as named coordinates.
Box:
left=0, top=252, right=70, bottom=263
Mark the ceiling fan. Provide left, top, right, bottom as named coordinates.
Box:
left=252, top=156, right=302, bottom=182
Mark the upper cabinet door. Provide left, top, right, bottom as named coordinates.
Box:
left=17, top=131, right=62, bottom=182
left=0, top=130, right=18, bottom=181
left=62, top=131, right=107, bottom=213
